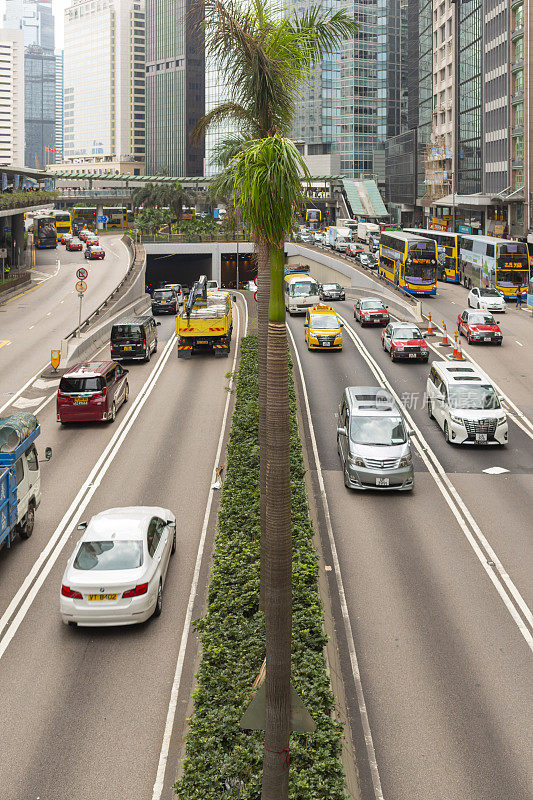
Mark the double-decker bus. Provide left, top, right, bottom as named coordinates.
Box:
left=72, top=207, right=97, bottom=229
left=305, top=208, right=322, bottom=229
left=102, top=207, right=128, bottom=229
left=51, top=210, right=71, bottom=241
left=33, top=215, right=57, bottom=249
left=379, top=231, right=438, bottom=296
left=459, top=235, right=531, bottom=299
left=404, top=228, right=460, bottom=283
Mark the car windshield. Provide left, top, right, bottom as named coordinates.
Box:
left=448, top=385, right=501, bottom=410
left=112, top=324, right=142, bottom=341
left=350, top=416, right=407, bottom=446
left=323, top=284, right=340, bottom=290
left=468, top=313, right=495, bottom=325
left=154, top=290, right=174, bottom=300
left=90, top=246, right=100, bottom=251
left=361, top=300, right=384, bottom=309
left=290, top=281, right=318, bottom=297
left=393, top=327, right=421, bottom=339
left=310, top=314, right=338, bottom=329
left=59, top=376, right=104, bottom=393
left=479, top=288, right=501, bottom=297
left=73, top=540, right=143, bottom=571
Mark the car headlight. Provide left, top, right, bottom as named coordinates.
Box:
left=335, top=335, right=342, bottom=343
left=449, top=414, right=464, bottom=425
left=349, top=456, right=365, bottom=467
left=394, top=346, right=404, bottom=352
left=497, top=415, right=507, bottom=426
left=399, top=454, right=412, bottom=467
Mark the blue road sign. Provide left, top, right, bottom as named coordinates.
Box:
left=97, top=215, right=108, bottom=223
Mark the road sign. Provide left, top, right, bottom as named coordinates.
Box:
left=50, top=350, right=60, bottom=371
left=97, top=215, right=108, bottom=223
left=0, top=248, right=7, bottom=259
left=76, top=267, right=88, bottom=280
left=75, top=280, right=87, bottom=293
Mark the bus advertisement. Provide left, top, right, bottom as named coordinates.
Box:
left=459, top=235, right=531, bottom=299
left=33, top=216, right=57, bottom=249
left=404, top=228, right=460, bottom=283
left=379, top=231, right=438, bottom=296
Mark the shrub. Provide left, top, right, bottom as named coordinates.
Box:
left=175, top=336, right=346, bottom=799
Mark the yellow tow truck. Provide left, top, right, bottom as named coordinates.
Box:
left=176, top=276, right=233, bottom=358
left=304, top=305, right=343, bottom=351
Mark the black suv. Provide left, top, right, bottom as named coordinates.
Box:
left=110, top=315, right=160, bottom=362
left=151, top=287, right=178, bottom=314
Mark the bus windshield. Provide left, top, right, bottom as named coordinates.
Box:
left=290, top=281, right=318, bottom=297
left=496, top=270, right=528, bottom=286
left=404, top=263, right=436, bottom=282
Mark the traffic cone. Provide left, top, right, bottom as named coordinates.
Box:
left=440, top=322, right=449, bottom=346
left=452, top=331, right=459, bottom=358
left=427, top=310, right=434, bottom=335
left=453, top=336, right=464, bottom=360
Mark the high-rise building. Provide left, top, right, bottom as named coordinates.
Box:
left=3, top=0, right=56, bottom=168
left=145, top=0, right=204, bottom=176
left=60, top=0, right=145, bottom=173
left=0, top=29, right=25, bottom=165
left=55, top=50, right=63, bottom=159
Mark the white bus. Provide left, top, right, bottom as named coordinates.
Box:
left=284, top=269, right=320, bottom=315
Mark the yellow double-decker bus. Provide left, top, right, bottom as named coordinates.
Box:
left=459, top=235, right=531, bottom=300
left=379, top=231, right=438, bottom=296
left=51, top=210, right=71, bottom=240
left=404, top=228, right=460, bottom=283
left=72, top=207, right=97, bottom=229
left=102, top=207, right=128, bottom=229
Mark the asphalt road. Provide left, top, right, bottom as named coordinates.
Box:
left=0, top=236, right=131, bottom=406
left=287, top=276, right=533, bottom=800
left=0, top=294, right=247, bottom=800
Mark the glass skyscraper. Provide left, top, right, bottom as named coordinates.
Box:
left=3, top=0, right=56, bottom=168
left=457, top=0, right=482, bottom=194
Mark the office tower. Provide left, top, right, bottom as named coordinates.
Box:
left=61, top=0, right=145, bottom=173
left=0, top=29, right=25, bottom=165
left=145, top=0, right=204, bottom=176
left=55, top=50, right=63, bottom=159
left=3, top=0, right=56, bottom=169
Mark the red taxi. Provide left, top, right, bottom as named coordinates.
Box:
left=381, top=322, right=429, bottom=362
left=457, top=310, right=503, bottom=345
left=57, top=362, right=129, bottom=424
left=66, top=238, right=83, bottom=251
left=354, top=297, right=390, bottom=326
left=85, top=245, right=105, bottom=260
left=85, top=235, right=100, bottom=246
left=60, top=233, right=72, bottom=245
left=78, top=229, right=92, bottom=242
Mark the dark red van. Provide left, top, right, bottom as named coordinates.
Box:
left=57, top=362, right=129, bottom=424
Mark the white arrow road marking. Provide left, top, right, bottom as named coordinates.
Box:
left=32, top=378, right=60, bottom=389
left=12, top=395, right=46, bottom=409
left=483, top=466, right=510, bottom=475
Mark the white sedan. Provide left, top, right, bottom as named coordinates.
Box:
left=467, top=286, right=506, bottom=312
left=60, top=507, right=176, bottom=627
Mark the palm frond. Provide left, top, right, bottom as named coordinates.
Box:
left=191, top=101, right=259, bottom=144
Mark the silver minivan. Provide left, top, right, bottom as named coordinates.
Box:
left=337, top=386, right=414, bottom=491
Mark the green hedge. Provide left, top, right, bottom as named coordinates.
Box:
left=175, top=336, right=346, bottom=799
left=0, top=190, right=59, bottom=211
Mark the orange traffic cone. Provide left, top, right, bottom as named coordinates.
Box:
left=453, top=336, right=464, bottom=360
left=452, top=331, right=459, bottom=358
left=440, top=321, right=449, bottom=346
left=427, top=310, right=434, bottom=336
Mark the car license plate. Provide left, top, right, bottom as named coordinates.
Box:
left=376, top=477, right=390, bottom=486
left=123, top=345, right=133, bottom=351
left=476, top=433, right=487, bottom=443
left=197, top=340, right=208, bottom=344
left=88, top=594, right=117, bottom=601
left=409, top=353, right=417, bottom=358
left=323, top=342, right=331, bottom=347
left=74, top=397, right=88, bottom=404
left=484, top=337, right=490, bottom=341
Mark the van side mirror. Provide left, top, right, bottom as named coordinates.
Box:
left=304, top=321, right=308, bottom=327
left=408, top=429, right=415, bottom=437
left=233, top=295, right=237, bottom=302
left=340, top=321, right=344, bottom=327
left=167, top=520, right=176, bottom=528
left=45, top=446, right=52, bottom=461
left=156, top=321, right=161, bottom=326
left=337, top=426, right=347, bottom=436
left=77, top=521, right=88, bottom=531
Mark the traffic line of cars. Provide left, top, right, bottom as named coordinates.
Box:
left=60, top=228, right=106, bottom=260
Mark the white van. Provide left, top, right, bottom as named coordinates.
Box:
left=426, top=361, right=508, bottom=445
left=284, top=272, right=320, bottom=315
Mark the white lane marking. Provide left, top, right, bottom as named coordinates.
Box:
left=233, top=291, right=249, bottom=336
left=0, top=333, right=177, bottom=656
left=29, top=325, right=35, bottom=330
left=34, top=392, right=57, bottom=415
left=12, top=395, right=46, bottom=409
left=32, top=378, right=59, bottom=389
left=151, top=305, right=242, bottom=800
left=516, top=341, right=523, bottom=347
left=339, top=313, right=533, bottom=650
left=483, top=467, right=510, bottom=475
left=46, top=312, right=51, bottom=317
left=287, top=324, right=385, bottom=800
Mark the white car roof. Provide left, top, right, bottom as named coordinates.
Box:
left=84, top=507, right=174, bottom=541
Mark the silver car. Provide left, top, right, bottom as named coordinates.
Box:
left=337, top=387, right=414, bottom=491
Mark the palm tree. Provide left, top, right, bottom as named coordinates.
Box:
left=131, top=182, right=158, bottom=214
left=198, top=0, right=358, bottom=612
left=157, top=180, right=193, bottom=226
left=233, top=134, right=310, bottom=799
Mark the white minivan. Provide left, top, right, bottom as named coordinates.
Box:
left=426, top=361, right=508, bottom=445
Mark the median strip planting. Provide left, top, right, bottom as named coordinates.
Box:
left=175, top=335, right=346, bottom=799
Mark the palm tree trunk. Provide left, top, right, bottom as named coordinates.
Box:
left=256, top=234, right=270, bottom=611
left=262, top=244, right=291, bottom=800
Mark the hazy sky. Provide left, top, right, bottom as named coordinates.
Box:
left=1, top=0, right=69, bottom=46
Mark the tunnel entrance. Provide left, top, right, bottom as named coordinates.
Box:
left=145, top=253, right=212, bottom=294
left=221, top=252, right=256, bottom=289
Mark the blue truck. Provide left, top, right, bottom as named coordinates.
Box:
left=0, top=414, right=51, bottom=550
